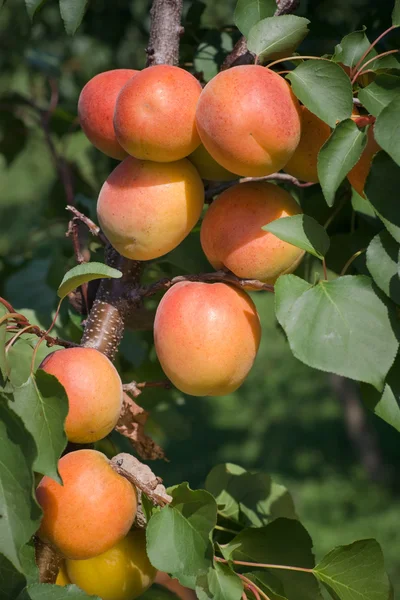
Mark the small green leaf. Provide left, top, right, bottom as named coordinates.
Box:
left=59, top=0, right=88, bottom=35
left=358, top=75, right=400, bottom=117
left=196, top=562, right=243, bottom=600
left=12, top=371, right=68, bottom=481
left=332, top=29, right=371, bottom=68
left=275, top=275, right=399, bottom=389
left=287, top=61, right=353, bottom=128
left=24, top=583, right=100, bottom=599
left=25, top=0, right=47, bottom=19
left=146, top=483, right=217, bottom=589
left=361, top=354, right=400, bottom=432
left=318, top=119, right=368, bottom=206
left=234, top=0, right=277, bottom=38
left=365, top=152, right=400, bottom=243
left=366, top=230, right=400, bottom=304
left=374, top=95, right=400, bottom=167
left=247, top=16, right=310, bottom=62
left=392, top=0, right=400, bottom=25
left=0, top=400, right=41, bottom=574
left=57, top=262, right=122, bottom=299
left=263, top=214, right=330, bottom=258
left=313, top=539, right=390, bottom=600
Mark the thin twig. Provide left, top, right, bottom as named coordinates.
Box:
left=205, top=173, right=315, bottom=201
left=351, top=49, right=399, bottom=84
left=123, top=379, right=172, bottom=398
left=351, top=25, right=398, bottom=78
left=216, top=556, right=313, bottom=574
left=340, top=249, right=366, bottom=276
left=66, top=206, right=108, bottom=245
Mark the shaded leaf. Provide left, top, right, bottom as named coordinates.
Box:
left=196, top=562, right=243, bottom=600
left=358, top=75, right=400, bottom=117
left=246, top=571, right=288, bottom=600
left=59, top=0, right=88, bottom=35
left=12, top=371, right=68, bottom=481
left=194, top=32, right=233, bottom=82
left=234, top=0, right=277, bottom=37
left=314, top=539, right=390, bottom=600
left=146, top=483, right=217, bottom=589
left=361, top=354, right=400, bottom=432
left=332, top=29, right=371, bottom=68
left=365, top=152, right=400, bottom=243
left=141, top=586, right=184, bottom=599
left=274, top=275, right=313, bottom=330
left=247, top=16, right=310, bottom=62
left=24, top=0, right=47, bottom=19
left=374, top=95, right=400, bottom=167
left=275, top=275, right=399, bottom=389
left=393, top=0, right=400, bottom=26
left=23, top=583, right=100, bottom=599
left=263, top=214, right=330, bottom=258
left=0, top=554, right=27, bottom=600
left=287, top=60, right=353, bottom=128
left=318, top=119, right=368, bottom=206
left=58, top=262, right=122, bottom=299
left=366, top=230, right=400, bottom=304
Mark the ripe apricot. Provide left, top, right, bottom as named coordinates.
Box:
left=284, top=106, right=331, bottom=183
left=66, top=530, right=156, bottom=600
left=40, top=347, right=123, bottom=444
left=36, top=450, right=137, bottom=560
left=154, top=282, right=261, bottom=396
left=114, top=65, right=202, bottom=162
left=200, top=182, right=304, bottom=284
left=78, top=69, right=138, bottom=160
left=188, top=144, right=237, bottom=181
left=97, top=157, right=204, bottom=260
left=347, top=126, right=380, bottom=197
left=56, top=562, right=70, bottom=586
left=195, top=65, right=301, bottom=177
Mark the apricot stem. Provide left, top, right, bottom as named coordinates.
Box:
left=216, top=556, right=314, bottom=574
left=214, top=524, right=240, bottom=535
left=237, top=574, right=270, bottom=600
left=0, top=312, right=27, bottom=327
left=30, top=299, right=63, bottom=374
left=351, top=49, right=399, bottom=84
left=351, top=24, right=399, bottom=78
left=340, top=249, right=366, bottom=276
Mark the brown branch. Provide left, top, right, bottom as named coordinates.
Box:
left=34, top=537, right=63, bottom=584
left=146, top=0, right=184, bottom=67
left=140, top=271, right=274, bottom=297
left=123, top=380, right=172, bottom=396
left=110, top=453, right=172, bottom=506
left=66, top=205, right=108, bottom=246
left=275, top=0, right=300, bottom=16
left=221, top=36, right=255, bottom=70
left=205, top=173, right=316, bottom=201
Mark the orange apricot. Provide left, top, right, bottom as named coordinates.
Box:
left=97, top=157, right=204, bottom=260
left=347, top=126, right=380, bottom=197
left=284, top=106, right=331, bottom=183
left=36, top=450, right=137, bottom=560
left=40, top=347, right=123, bottom=444
left=154, top=282, right=261, bottom=396
left=78, top=69, right=138, bottom=160
left=200, top=182, right=304, bottom=284
left=188, top=144, right=237, bottom=181
left=114, top=65, right=202, bottom=162
left=195, top=65, right=301, bottom=177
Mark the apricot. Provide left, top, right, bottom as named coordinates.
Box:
left=347, top=126, right=380, bottom=197
left=200, top=182, right=304, bottom=284
left=36, top=450, right=137, bottom=560
left=66, top=529, right=156, bottom=600
left=40, top=347, right=123, bottom=444
left=78, top=69, right=138, bottom=160
left=284, top=106, right=331, bottom=183
left=154, top=282, right=261, bottom=396
left=195, top=65, right=301, bottom=177
left=188, top=144, right=237, bottom=181
left=114, top=65, right=202, bottom=162
left=97, top=157, right=204, bottom=260
left=56, top=562, right=71, bottom=586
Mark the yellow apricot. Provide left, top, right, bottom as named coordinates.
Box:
left=56, top=562, right=71, bottom=586
left=97, top=157, right=204, bottom=260
left=66, top=530, right=157, bottom=600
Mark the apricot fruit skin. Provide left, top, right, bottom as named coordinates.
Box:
left=56, top=562, right=70, bottom=586
left=284, top=106, right=331, bottom=183
left=78, top=69, right=138, bottom=160
left=188, top=144, right=237, bottom=181
left=200, top=182, right=304, bottom=284
left=195, top=65, right=301, bottom=177
left=66, top=530, right=156, bottom=600
left=36, top=450, right=137, bottom=560
left=347, top=126, right=380, bottom=197
left=97, top=157, right=204, bottom=260
left=114, top=65, right=202, bottom=162
left=154, top=281, right=261, bottom=397
left=40, top=347, right=123, bottom=444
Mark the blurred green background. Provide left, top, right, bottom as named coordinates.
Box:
left=1, top=0, right=399, bottom=595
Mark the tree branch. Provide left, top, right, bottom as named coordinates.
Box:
left=146, top=0, right=184, bottom=66
left=205, top=173, right=316, bottom=202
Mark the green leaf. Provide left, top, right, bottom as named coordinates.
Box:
left=286, top=60, right=353, bottom=128
left=146, top=483, right=217, bottom=589
left=361, top=354, right=400, bottom=432
left=193, top=32, right=233, bottom=83
left=263, top=214, right=330, bottom=258
left=24, top=0, right=47, bottom=19
left=332, top=29, right=371, bottom=68
left=358, top=75, right=400, bottom=117
left=246, top=572, right=287, bottom=600
left=313, top=539, right=390, bottom=600
left=205, top=463, right=297, bottom=527
left=247, top=16, right=310, bottom=62
left=392, top=0, right=400, bottom=25
left=0, top=554, right=27, bottom=600
left=318, top=120, right=368, bottom=206
left=0, top=303, right=10, bottom=386
left=0, top=399, right=41, bottom=573
left=141, top=586, right=184, bottom=600
left=161, top=231, right=211, bottom=273
left=374, top=95, right=400, bottom=167
left=365, top=152, right=400, bottom=243
left=366, top=230, right=400, bottom=304
left=234, top=0, right=277, bottom=37
left=57, top=262, right=122, bottom=299
left=12, top=371, right=68, bottom=481
left=59, top=0, right=88, bottom=35
left=24, top=583, right=100, bottom=599
left=275, top=275, right=399, bottom=389
left=196, top=562, right=243, bottom=600
left=224, top=518, right=321, bottom=600
left=274, top=275, right=313, bottom=330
